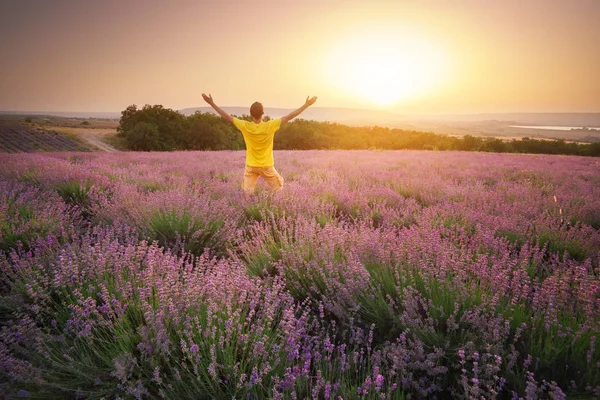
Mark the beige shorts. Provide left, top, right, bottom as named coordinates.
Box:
left=242, top=165, right=284, bottom=194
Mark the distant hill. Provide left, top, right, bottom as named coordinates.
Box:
left=410, top=113, right=600, bottom=127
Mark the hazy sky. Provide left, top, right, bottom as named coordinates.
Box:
left=1, top=0, right=599, bottom=114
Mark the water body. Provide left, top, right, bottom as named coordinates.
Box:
left=511, top=125, right=600, bottom=131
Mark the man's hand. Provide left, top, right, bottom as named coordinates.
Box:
left=304, top=96, right=317, bottom=107
left=201, top=93, right=233, bottom=124
left=282, top=96, right=318, bottom=124
left=202, top=93, right=215, bottom=106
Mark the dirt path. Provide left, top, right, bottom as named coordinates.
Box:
left=53, top=127, right=119, bottom=152
left=78, top=129, right=119, bottom=152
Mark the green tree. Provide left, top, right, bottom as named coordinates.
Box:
left=118, top=104, right=186, bottom=151
left=185, top=112, right=244, bottom=150
left=128, top=122, right=160, bottom=151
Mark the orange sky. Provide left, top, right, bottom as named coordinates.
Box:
left=0, top=0, right=599, bottom=114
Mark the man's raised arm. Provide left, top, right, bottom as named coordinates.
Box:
left=202, top=93, right=234, bottom=124
left=281, top=96, right=317, bottom=124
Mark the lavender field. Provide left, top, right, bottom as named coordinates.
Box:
left=1, top=150, right=599, bottom=399
left=0, top=119, right=92, bottom=153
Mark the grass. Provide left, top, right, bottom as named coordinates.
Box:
left=54, top=180, right=92, bottom=207
left=0, top=193, right=62, bottom=255
left=537, top=230, right=587, bottom=262
left=315, top=212, right=335, bottom=228
left=243, top=240, right=283, bottom=277
left=137, top=180, right=164, bottom=194
left=147, top=210, right=225, bottom=257
left=53, top=180, right=95, bottom=221
left=392, top=184, right=430, bottom=207
left=16, top=169, right=40, bottom=185
left=103, top=133, right=129, bottom=151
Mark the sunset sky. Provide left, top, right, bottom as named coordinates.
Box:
left=1, top=0, right=599, bottom=114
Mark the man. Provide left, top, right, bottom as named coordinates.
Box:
left=202, top=93, right=317, bottom=195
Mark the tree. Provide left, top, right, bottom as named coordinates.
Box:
left=127, top=122, right=160, bottom=151
left=118, top=104, right=139, bottom=136
left=184, top=112, right=244, bottom=150
left=118, top=104, right=186, bottom=151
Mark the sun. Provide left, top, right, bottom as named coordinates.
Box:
left=325, top=30, right=449, bottom=106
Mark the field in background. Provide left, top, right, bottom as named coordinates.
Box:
left=30, top=117, right=119, bottom=130
left=0, top=118, right=93, bottom=152
left=0, top=116, right=125, bottom=152
left=1, top=150, right=599, bottom=398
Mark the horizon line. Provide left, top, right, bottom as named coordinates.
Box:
left=2, top=108, right=600, bottom=116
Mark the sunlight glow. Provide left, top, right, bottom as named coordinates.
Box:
left=325, top=29, right=450, bottom=106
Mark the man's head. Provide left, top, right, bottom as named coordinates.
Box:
left=250, top=102, right=264, bottom=120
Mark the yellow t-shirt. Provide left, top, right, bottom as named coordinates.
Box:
left=233, top=118, right=282, bottom=166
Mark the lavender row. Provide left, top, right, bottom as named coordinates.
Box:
left=0, top=120, right=91, bottom=153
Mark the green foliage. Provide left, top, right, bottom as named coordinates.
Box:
left=0, top=194, right=60, bottom=255
left=243, top=203, right=265, bottom=222
left=16, top=169, right=40, bottom=185
left=537, top=230, right=587, bottom=262
left=53, top=180, right=95, bottom=221
left=275, top=119, right=322, bottom=150
left=184, top=112, right=244, bottom=150
left=118, top=105, right=600, bottom=156
left=54, top=180, right=92, bottom=208
left=517, top=313, right=600, bottom=390
left=147, top=210, right=225, bottom=256
left=129, top=122, right=160, bottom=151
left=118, top=104, right=186, bottom=151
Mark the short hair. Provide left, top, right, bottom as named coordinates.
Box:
left=250, top=102, right=264, bottom=119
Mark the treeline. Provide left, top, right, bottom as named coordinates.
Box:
left=118, top=104, right=600, bottom=156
